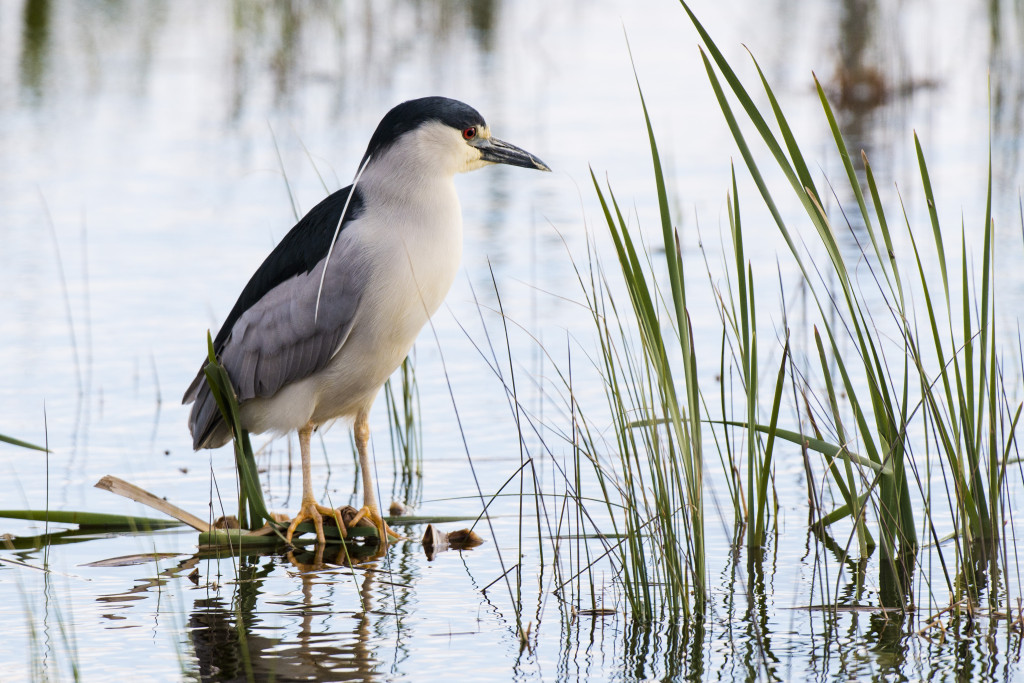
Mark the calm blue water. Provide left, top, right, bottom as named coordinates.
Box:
left=1, top=0, right=1023, bottom=680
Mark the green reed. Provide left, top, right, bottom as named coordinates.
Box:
left=563, top=1, right=1024, bottom=623
left=581, top=69, right=706, bottom=619
left=681, top=0, right=1020, bottom=605
left=202, top=333, right=277, bottom=532
left=383, top=355, right=423, bottom=505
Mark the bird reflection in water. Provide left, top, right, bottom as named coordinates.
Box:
left=93, top=549, right=387, bottom=681
left=189, top=552, right=382, bottom=682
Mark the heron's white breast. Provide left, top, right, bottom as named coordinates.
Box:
left=306, top=176, right=463, bottom=419
left=361, top=176, right=463, bottom=340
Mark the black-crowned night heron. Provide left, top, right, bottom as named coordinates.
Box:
left=183, top=97, right=550, bottom=546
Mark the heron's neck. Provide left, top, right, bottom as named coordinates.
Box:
left=358, top=157, right=460, bottom=223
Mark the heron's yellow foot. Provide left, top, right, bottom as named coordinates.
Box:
left=349, top=506, right=402, bottom=544
left=284, top=499, right=344, bottom=546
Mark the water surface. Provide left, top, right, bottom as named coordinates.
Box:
left=1, top=0, right=1023, bottom=680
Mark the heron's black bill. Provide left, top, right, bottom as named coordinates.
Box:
left=478, top=137, right=551, bottom=172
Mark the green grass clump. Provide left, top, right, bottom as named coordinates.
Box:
left=681, top=0, right=1020, bottom=610
left=563, top=0, right=1024, bottom=624
left=581, top=67, right=706, bottom=620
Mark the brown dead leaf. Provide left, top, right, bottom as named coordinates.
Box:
left=321, top=505, right=374, bottom=529
left=422, top=524, right=444, bottom=560
left=213, top=516, right=240, bottom=529
left=421, top=524, right=484, bottom=560
left=446, top=528, right=484, bottom=549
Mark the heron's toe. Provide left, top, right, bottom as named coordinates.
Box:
left=285, top=500, right=344, bottom=546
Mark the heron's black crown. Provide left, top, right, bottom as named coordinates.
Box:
left=361, top=97, right=486, bottom=165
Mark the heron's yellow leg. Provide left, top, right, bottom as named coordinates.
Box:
left=285, top=422, right=344, bottom=546
left=352, top=409, right=402, bottom=544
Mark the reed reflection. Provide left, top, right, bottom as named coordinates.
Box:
left=19, top=0, right=50, bottom=99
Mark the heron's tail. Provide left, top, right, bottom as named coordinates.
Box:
left=182, top=365, right=233, bottom=450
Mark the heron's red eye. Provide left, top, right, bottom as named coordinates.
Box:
left=462, top=127, right=477, bottom=140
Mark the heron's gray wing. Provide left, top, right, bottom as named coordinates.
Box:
left=223, top=245, right=366, bottom=402
left=185, top=234, right=368, bottom=450
left=183, top=185, right=363, bottom=403
left=184, top=185, right=366, bottom=449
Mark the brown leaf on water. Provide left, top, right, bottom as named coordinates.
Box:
left=421, top=524, right=484, bottom=560
left=421, top=524, right=444, bottom=560
left=446, top=528, right=484, bottom=549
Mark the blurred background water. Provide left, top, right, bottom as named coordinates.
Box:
left=1, top=0, right=1023, bottom=680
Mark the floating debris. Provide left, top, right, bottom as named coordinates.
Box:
left=213, top=516, right=240, bottom=529
left=421, top=524, right=484, bottom=560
